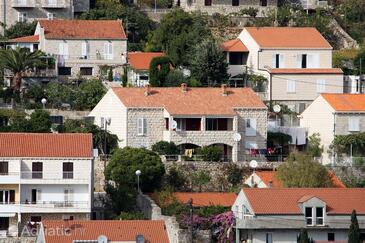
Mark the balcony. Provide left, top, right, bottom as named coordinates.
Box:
left=12, top=0, right=35, bottom=7
left=0, top=173, right=20, bottom=184
left=0, top=203, right=19, bottom=213
left=20, top=201, right=90, bottom=213
left=42, top=0, right=66, bottom=8
left=20, top=172, right=88, bottom=184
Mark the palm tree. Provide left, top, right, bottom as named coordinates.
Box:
left=0, top=47, right=44, bottom=92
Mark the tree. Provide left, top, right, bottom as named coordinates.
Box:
left=348, top=210, right=361, bottom=243
left=198, top=145, right=224, bottom=162
left=152, top=141, right=179, bottom=155
left=4, top=21, right=37, bottom=39
left=147, top=9, right=211, bottom=66
left=149, top=56, right=172, bottom=87
left=306, top=133, right=324, bottom=158
left=165, top=70, right=187, bottom=87
left=104, top=147, right=165, bottom=212
left=191, top=171, right=211, bottom=192
left=297, top=228, right=313, bottom=243
left=189, top=39, right=229, bottom=86
left=0, top=48, right=43, bottom=92
left=74, top=79, right=107, bottom=110
left=277, top=152, right=333, bottom=187
left=28, top=109, right=52, bottom=132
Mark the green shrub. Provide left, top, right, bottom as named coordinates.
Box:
left=239, top=7, right=259, bottom=17
left=197, top=146, right=223, bottom=162
left=162, top=201, right=189, bottom=216
left=165, top=166, right=187, bottom=190
left=196, top=205, right=228, bottom=217
left=116, top=211, right=145, bottom=220
left=225, top=163, right=245, bottom=186
left=152, top=141, right=179, bottom=155
left=191, top=171, right=211, bottom=191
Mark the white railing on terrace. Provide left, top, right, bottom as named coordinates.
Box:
left=42, top=0, right=66, bottom=8
left=12, top=0, right=35, bottom=7
left=21, top=201, right=89, bottom=208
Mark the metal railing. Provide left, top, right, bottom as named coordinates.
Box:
left=20, top=172, right=87, bottom=181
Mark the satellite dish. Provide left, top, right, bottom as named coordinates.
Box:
left=98, top=235, right=108, bottom=243
left=172, top=120, right=178, bottom=129
left=249, top=160, right=258, bottom=169
left=273, top=104, right=281, bottom=113
left=233, top=133, right=241, bottom=142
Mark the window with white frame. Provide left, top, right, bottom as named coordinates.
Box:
left=245, top=118, right=257, bottom=136
left=287, top=80, right=296, bottom=93
left=348, top=117, right=360, bottom=132
left=104, top=42, right=113, bottom=60
left=100, top=117, right=105, bottom=129
left=137, top=118, right=147, bottom=136
left=305, top=207, right=313, bottom=225
left=18, top=12, right=27, bottom=23
left=316, top=207, right=324, bottom=225
left=58, top=42, right=69, bottom=59
left=272, top=54, right=284, bottom=68
left=317, top=79, right=326, bottom=93
left=81, top=41, right=90, bottom=59
left=47, top=13, right=54, bottom=20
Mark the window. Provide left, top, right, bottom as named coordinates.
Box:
left=31, top=188, right=41, bottom=204
left=32, top=162, right=43, bottom=179
left=47, top=13, right=54, bottom=20
left=0, top=190, right=15, bottom=204
left=104, top=42, right=113, bottom=60
left=0, top=162, right=8, bottom=175
left=305, top=207, right=313, bottom=225
left=287, top=80, right=296, bottom=93
left=80, top=67, right=93, bottom=76
left=58, top=42, right=69, bottom=59
left=307, top=54, right=320, bottom=68
left=297, top=54, right=307, bottom=68
left=348, top=117, right=360, bottom=132
left=317, top=79, right=326, bottom=93
left=229, top=52, right=245, bottom=65
left=328, top=233, right=335, bottom=241
left=18, top=12, right=27, bottom=23
left=204, top=0, right=212, bottom=6
left=245, top=118, right=257, bottom=136
left=272, top=54, right=284, bottom=68
left=58, top=67, right=71, bottom=76
left=137, top=118, right=147, bottom=136
left=260, top=0, right=267, bottom=6
left=206, top=118, right=231, bottom=131
left=30, top=216, right=42, bottom=223
left=63, top=162, right=73, bottom=179
left=81, top=41, right=90, bottom=59
left=232, top=0, right=239, bottom=6
left=266, top=233, right=273, bottom=243
left=0, top=218, right=9, bottom=231
left=316, top=207, right=324, bottom=225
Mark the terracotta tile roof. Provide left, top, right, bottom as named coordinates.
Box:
left=112, top=86, right=267, bottom=116
left=173, top=192, right=237, bottom=207
left=221, top=39, right=248, bottom=52
left=0, top=133, right=93, bottom=158
left=242, top=188, right=365, bottom=215
left=269, top=68, right=343, bottom=74
left=42, top=220, right=170, bottom=243
left=321, top=93, right=365, bottom=112
left=254, top=171, right=345, bottom=188
left=128, top=52, right=165, bottom=70
left=8, top=35, right=39, bottom=43
left=38, top=20, right=126, bottom=40
left=245, top=27, right=332, bottom=49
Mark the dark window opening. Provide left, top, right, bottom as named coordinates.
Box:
left=301, top=54, right=307, bottom=68
left=229, top=52, right=245, bottom=65
left=30, top=216, right=41, bottom=223
left=175, top=118, right=201, bottom=131
left=0, top=162, right=8, bottom=175
left=80, top=67, right=93, bottom=76
left=232, top=0, right=239, bottom=6
left=260, top=0, right=267, bottom=6
left=328, top=233, right=335, bottom=241
left=31, top=189, right=37, bottom=204
left=32, top=162, right=43, bottom=179
left=275, top=54, right=280, bottom=68
left=316, top=207, right=324, bottom=225
left=305, top=207, right=312, bottom=225
left=165, top=118, right=169, bottom=130
left=0, top=190, right=15, bottom=204
left=206, top=118, right=233, bottom=131
left=33, top=44, right=38, bottom=51
left=63, top=162, right=74, bottom=179
left=205, top=0, right=212, bottom=6
left=0, top=218, right=9, bottom=230
left=58, top=67, right=72, bottom=76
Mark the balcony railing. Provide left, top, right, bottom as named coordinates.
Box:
left=42, top=0, right=66, bottom=8
left=21, top=201, right=89, bottom=208
left=12, top=0, right=35, bottom=7
left=20, top=172, right=88, bottom=183
left=4, top=69, right=57, bottom=78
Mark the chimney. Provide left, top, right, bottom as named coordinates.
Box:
left=221, top=84, right=228, bottom=96
left=144, top=84, right=151, bottom=96
left=181, top=83, right=188, bottom=93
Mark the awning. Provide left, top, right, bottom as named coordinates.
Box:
left=0, top=213, right=16, bottom=217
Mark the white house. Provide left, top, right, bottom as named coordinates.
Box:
left=0, top=133, right=94, bottom=237
left=232, top=188, right=365, bottom=243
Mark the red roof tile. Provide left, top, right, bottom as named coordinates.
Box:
left=9, top=35, right=39, bottom=43
left=243, top=188, right=365, bottom=215
left=173, top=192, right=237, bottom=207
left=221, top=39, right=248, bottom=52
left=0, top=133, right=93, bottom=158
left=42, top=220, right=170, bottom=243
left=245, top=27, right=332, bottom=49
left=38, top=20, right=126, bottom=40
left=321, top=93, right=365, bottom=112
left=254, top=171, right=345, bottom=188
left=112, top=86, right=267, bottom=116
left=269, top=68, right=343, bottom=74
left=128, top=52, right=165, bottom=70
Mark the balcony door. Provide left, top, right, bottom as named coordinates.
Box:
left=0, top=190, right=15, bottom=204
left=32, top=162, right=43, bottom=179
left=31, top=189, right=41, bottom=204
left=64, top=189, right=74, bottom=207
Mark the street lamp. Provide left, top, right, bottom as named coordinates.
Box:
left=41, top=98, right=47, bottom=109
left=135, top=170, right=141, bottom=193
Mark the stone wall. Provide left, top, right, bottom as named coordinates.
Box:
left=94, top=157, right=107, bottom=192
left=136, top=193, right=212, bottom=243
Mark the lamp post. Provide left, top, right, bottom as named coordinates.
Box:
left=135, top=170, right=141, bottom=193
left=41, top=98, right=47, bottom=109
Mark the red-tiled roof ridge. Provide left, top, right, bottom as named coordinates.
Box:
left=42, top=220, right=170, bottom=243
left=245, top=27, right=332, bottom=49
left=0, top=133, right=93, bottom=158
left=173, top=192, right=237, bottom=207
left=321, top=93, right=365, bottom=112
left=221, top=39, right=248, bottom=52
left=38, top=20, right=126, bottom=40
left=242, top=188, right=365, bottom=215
left=8, top=35, right=39, bottom=43
left=111, top=86, right=267, bottom=116
left=128, top=52, right=165, bottom=70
